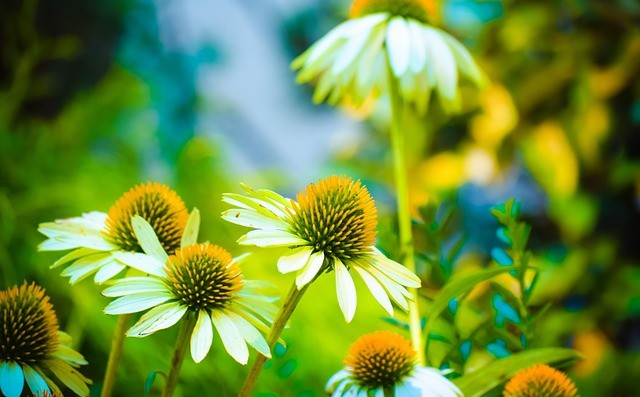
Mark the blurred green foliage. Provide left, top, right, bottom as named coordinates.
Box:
left=1, top=0, right=640, bottom=396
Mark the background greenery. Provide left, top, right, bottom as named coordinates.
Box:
left=1, top=0, right=639, bottom=396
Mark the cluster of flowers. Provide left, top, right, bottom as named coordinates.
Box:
left=1, top=0, right=581, bottom=396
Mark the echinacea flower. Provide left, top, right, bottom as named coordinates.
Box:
left=221, top=175, right=421, bottom=322
left=326, top=331, right=462, bottom=396
left=503, top=364, right=578, bottom=397
left=0, top=282, right=91, bottom=397
left=102, top=215, right=277, bottom=364
left=38, top=182, right=190, bottom=284
left=292, top=0, right=485, bottom=113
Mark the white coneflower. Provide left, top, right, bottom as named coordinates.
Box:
left=292, top=0, right=485, bottom=113
left=326, top=331, right=462, bottom=397
left=222, top=175, right=421, bottom=322
left=38, top=182, right=190, bottom=284
left=0, top=282, right=91, bottom=397
left=103, top=218, right=277, bottom=365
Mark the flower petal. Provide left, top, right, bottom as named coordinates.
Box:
left=222, top=208, right=287, bottom=230
left=181, top=208, right=200, bottom=247
left=112, top=251, right=166, bottom=277
left=371, top=249, right=421, bottom=287
left=104, top=292, right=173, bottom=315
left=93, top=260, right=127, bottom=284
left=46, top=358, right=91, bottom=397
left=353, top=265, right=393, bottom=315
left=386, top=17, right=411, bottom=76
left=0, top=361, right=24, bottom=397
left=295, top=251, right=325, bottom=288
left=334, top=259, right=357, bottom=322
left=210, top=312, right=249, bottom=364
left=191, top=310, right=214, bottom=363
left=102, top=277, right=167, bottom=297
left=131, top=216, right=168, bottom=263
left=277, top=247, right=313, bottom=274
left=22, top=364, right=49, bottom=396
left=238, top=229, right=306, bottom=248
left=127, top=302, right=187, bottom=337
left=227, top=312, right=271, bottom=358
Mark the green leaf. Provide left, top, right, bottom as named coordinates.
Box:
left=424, top=266, right=518, bottom=357
left=453, top=348, right=580, bottom=397
left=144, top=371, right=167, bottom=395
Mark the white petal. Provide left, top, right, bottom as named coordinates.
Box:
left=238, top=229, right=306, bottom=248
left=408, top=20, right=426, bottom=73
left=38, top=238, right=81, bottom=251
left=396, top=381, right=421, bottom=397
left=61, top=253, right=113, bottom=284
left=93, top=260, right=126, bottom=284
left=326, top=369, right=350, bottom=392
left=361, top=263, right=409, bottom=310
left=102, top=277, right=167, bottom=297
left=222, top=208, right=287, bottom=230
left=295, top=251, right=325, bottom=287
left=104, top=292, right=172, bottom=315
left=49, top=247, right=97, bottom=268
left=131, top=216, right=169, bottom=262
left=331, top=25, right=375, bottom=76
left=439, top=30, right=485, bottom=86
left=127, top=302, right=187, bottom=336
left=210, top=312, right=249, bottom=364
left=370, top=249, right=421, bottom=287
left=424, top=27, right=457, bottom=100
left=386, top=17, right=411, bottom=76
left=353, top=265, right=393, bottom=315
left=227, top=312, right=270, bottom=358
left=334, top=259, right=357, bottom=322
left=190, top=311, right=213, bottom=363
left=181, top=208, right=200, bottom=247
left=277, top=247, right=313, bottom=274
left=113, top=251, right=166, bottom=277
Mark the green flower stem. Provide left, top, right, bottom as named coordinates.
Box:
left=386, top=55, right=426, bottom=366
left=239, top=281, right=310, bottom=397
left=162, top=314, right=196, bottom=397
left=101, top=313, right=132, bottom=397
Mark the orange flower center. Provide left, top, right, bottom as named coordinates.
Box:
left=0, top=282, right=59, bottom=365
left=289, top=175, right=377, bottom=264
left=344, top=331, right=416, bottom=388
left=350, top=0, right=436, bottom=22
left=503, top=365, right=579, bottom=397
left=105, top=182, right=188, bottom=254
left=165, top=243, right=243, bottom=311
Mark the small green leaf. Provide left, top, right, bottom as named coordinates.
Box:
left=144, top=371, right=167, bottom=395
left=453, top=348, right=580, bottom=397
left=424, top=266, right=518, bottom=359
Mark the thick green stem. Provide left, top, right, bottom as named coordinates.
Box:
left=386, top=56, right=426, bottom=366
left=239, top=281, right=309, bottom=397
left=100, top=314, right=132, bottom=397
left=162, top=315, right=196, bottom=397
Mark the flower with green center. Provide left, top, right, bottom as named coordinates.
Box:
left=0, top=282, right=91, bottom=397
left=38, top=182, right=191, bottom=284
left=292, top=0, right=485, bottom=113
left=503, top=365, right=578, bottom=397
left=326, top=331, right=462, bottom=396
left=221, top=175, right=421, bottom=322
left=102, top=213, right=277, bottom=364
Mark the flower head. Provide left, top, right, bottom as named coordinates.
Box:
left=103, top=214, right=277, bottom=364
left=292, top=0, right=485, bottom=113
left=0, top=282, right=91, bottom=397
left=222, top=175, right=421, bottom=322
left=38, top=182, right=191, bottom=284
left=326, top=331, right=462, bottom=396
left=503, top=364, right=578, bottom=397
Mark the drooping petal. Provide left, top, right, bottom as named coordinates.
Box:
left=93, top=259, right=127, bottom=284
left=295, top=251, right=325, bottom=288
left=386, top=17, right=412, bottom=76
left=181, top=208, right=200, bottom=247
left=190, top=310, right=214, bottom=363
left=127, top=302, right=188, bottom=337
left=221, top=208, right=287, bottom=230
left=353, top=264, right=393, bottom=315
left=227, top=312, right=271, bottom=358
left=277, top=247, right=313, bottom=274
left=210, top=312, right=249, bottom=365
left=22, top=364, right=49, bottom=396
left=0, top=361, right=24, bottom=397
left=104, top=292, right=173, bottom=315
left=370, top=249, right=421, bottom=287
left=238, top=229, right=306, bottom=248
left=131, top=216, right=169, bottom=263
left=334, top=259, right=357, bottom=322
left=46, top=358, right=91, bottom=397
left=61, top=253, right=114, bottom=284
left=49, top=247, right=98, bottom=269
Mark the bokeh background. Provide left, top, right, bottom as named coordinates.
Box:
left=1, top=0, right=639, bottom=396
